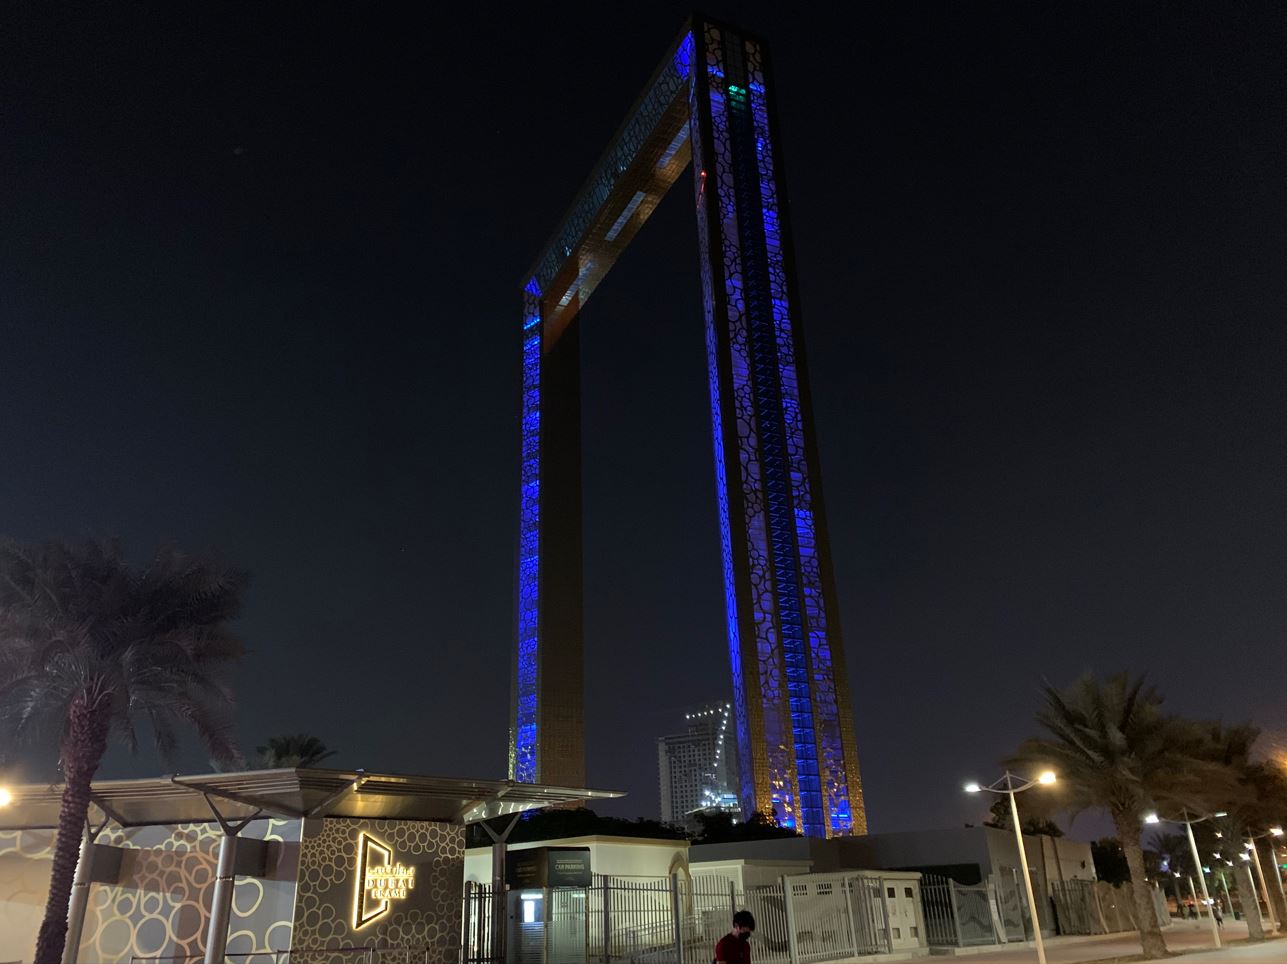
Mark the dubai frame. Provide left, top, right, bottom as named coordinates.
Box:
left=510, top=15, right=866, bottom=837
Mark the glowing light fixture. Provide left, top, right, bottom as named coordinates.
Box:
left=1144, top=813, right=1161, bottom=824
left=1038, top=771, right=1057, bottom=785
left=0, top=788, right=11, bottom=807
left=963, top=782, right=981, bottom=793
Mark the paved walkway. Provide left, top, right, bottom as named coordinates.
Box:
left=939, top=919, right=1284, bottom=963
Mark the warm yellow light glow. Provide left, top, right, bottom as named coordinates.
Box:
left=353, top=832, right=416, bottom=930
left=1271, top=827, right=1283, bottom=837
left=1037, top=771, right=1056, bottom=786
left=0, top=788, right=11, bottom=807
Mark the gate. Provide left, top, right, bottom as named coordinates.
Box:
left=918, top=874, right=997, bottom=947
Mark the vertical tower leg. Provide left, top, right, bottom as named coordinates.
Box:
left=510, top=287, right=585, bottom=789
left=689, top=18, right=865, bottom=837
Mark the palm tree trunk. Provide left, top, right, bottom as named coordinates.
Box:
left=33, top=694, right=110, bottom=964
left=1114, top=811, right=1168, bottom=959
left=1234, top=861, right=1265, bottom=941
left=1256, top=839, right=1287, bottom=926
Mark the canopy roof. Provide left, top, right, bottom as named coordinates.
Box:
left=0, top=768, right=622, bottom=831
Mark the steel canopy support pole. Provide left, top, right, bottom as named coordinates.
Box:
left=205, top=834, right=239, bottom=964
left=201, top=795, right=262, bottom=964
left=62, top=816, right=108, bottom=964
left=481, top=813, right=522, bottom=964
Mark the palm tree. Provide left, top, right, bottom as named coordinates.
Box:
left=0, top=538, right=247, bottom=964
left=256, top=733, right=336, bottom=768
left=1007, top=674, right=1231, bottom=960
left=1200, top=722, right=1287, bottom=929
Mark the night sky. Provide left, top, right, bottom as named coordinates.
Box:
left=3, top=4, right=1286, bottom=836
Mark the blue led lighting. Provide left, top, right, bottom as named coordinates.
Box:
left=689, top=65, right=753, bottom=819
left=674, top=32, right=695, bottom=80
left=513, top=285, right=542, bottom=783
left=706, top=47, right=796, bottom=824
left=512, top=25, right=859, bottom=835
left=746, top=65, right=852, bottom=835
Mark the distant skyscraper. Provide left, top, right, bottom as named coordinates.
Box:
left=658, top=703, right=740, bottom=825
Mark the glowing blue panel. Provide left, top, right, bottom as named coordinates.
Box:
left=745, top=49, right=851, bottom=836
left=513, top=281, right=542, bottom=783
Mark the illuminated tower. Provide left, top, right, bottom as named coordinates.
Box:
left=510, top=15, right=866, bottom=837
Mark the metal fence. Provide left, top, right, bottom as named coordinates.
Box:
left=462, top=882, right=500, bottom=964
left=781, top=873, right=891, bottom=963
left=920, top=874, right=997, bottom=947
left=460, top=871, right=922, bottom=964
left=462, top=868, right=1201, bottom=964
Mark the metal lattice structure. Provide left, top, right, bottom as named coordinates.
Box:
left=510, top=15, right=866, bottom=837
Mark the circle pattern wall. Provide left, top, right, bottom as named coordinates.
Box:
left=293, top=818, right=464, bottom=964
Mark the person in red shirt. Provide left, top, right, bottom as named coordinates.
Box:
left=714, top=910, right=756, bottom=964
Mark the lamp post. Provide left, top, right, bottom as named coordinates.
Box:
left=964, top=770, right=1055, bottom=964
left=1218, top=863, right=1234, bottom=916
left=0, top=787, right=11, bottom=807
left=1143, top=810, right=1226, bottom=949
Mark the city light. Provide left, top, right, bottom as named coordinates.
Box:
left=1144, top=812, right=1161, bottom=824
left=0, top=788, right=10, bottom=807
left=1215, top=811, right=1229, bottom=818
left=963, top=782, right=982, bottom=793
left=1271, top=827, right=1283, bottom=836
left=1038, top=770, right=1057, bottom=785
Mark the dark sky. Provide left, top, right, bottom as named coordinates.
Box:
left=3, top=3, right=1286, bottom=836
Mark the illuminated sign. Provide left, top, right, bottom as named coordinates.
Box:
left=354, top=832, right=416, bottom=928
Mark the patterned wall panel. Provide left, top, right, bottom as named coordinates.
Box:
left=0, top=828, right=58, bottom=961
left=0, top=819, right=300, bottom=964
left=292, top=818, right=464, bottom=964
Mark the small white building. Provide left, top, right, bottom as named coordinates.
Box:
left=464, top=834, right=691, bottom=884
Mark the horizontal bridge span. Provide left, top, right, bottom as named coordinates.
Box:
left=525, top=26, right=695, bottom=349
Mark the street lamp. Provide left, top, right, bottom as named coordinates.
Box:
left=1141, top=810, right=1225, bottom=949
left=964, top=771, right=1056, bottom=964
left=0, top=788, right=11, bottom=807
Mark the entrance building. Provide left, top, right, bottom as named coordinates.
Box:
left=0, top=768, right=617, bottom=963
